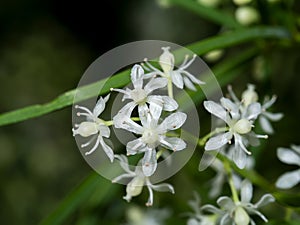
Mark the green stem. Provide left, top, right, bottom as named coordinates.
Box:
left=224, top=160, right=240, bottom=203
left=103, top=117, right=140, bottom=126
left=167, top=77, right=174, bottom=99
left=198, top=127, right=229, bottom=146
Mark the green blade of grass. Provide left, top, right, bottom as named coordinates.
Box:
left=0, top=26, right=289, bottom=127
left=169, top=0, right=241, bottom=29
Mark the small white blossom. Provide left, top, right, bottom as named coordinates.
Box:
left=115, top=103, right=187, bottom=176
left=112, top=155, right=175, bottom=206
left=276, top=145, right=300, bottom=189
left=203, top=97, right=266, bottom=169
left=259, top=96, right=283, bottom=134
left=235, top=6, right=260, bottom=26
left=72, top=95, right=114, bottom=162
left=112, top=64, right=178, bottom=118
left=202, top=180, right=275, bottom=225
left=187, top=193, right=218, bottom=225
left=143, top=47, right=205, bottom=91
left=228, top=84, right=282, bottom=134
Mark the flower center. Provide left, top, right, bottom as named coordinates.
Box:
left=130, top=88, right=147, bottom=104
left=142, top=128, right=159, bottom=147
left=233, top=118, right=252, bottom=134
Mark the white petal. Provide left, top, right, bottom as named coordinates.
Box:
left=158, top=112, right=187, bottom=133
left=183, top=76, right=196, bottom=91
left=113, top=114, right=143, bottom=134
left=144, top=78, right=168, bottom=94
left=220, top=214, right=231, bottom=225
left=138, top=103, right=149, bottom=128
left=127, top=138, right=147, bottom=155
left=241, top=180, right=253, bottom=203
left=114, top=102, right=137, bottom=120
left=142, top=149, right=157, bottom=177
left=130, top=64, right=144, bottom=89
left=99, top=125, right=110, bottom=138
left=150, top=182, right=175, bottom=193
left=220, top=97, right=239, bottom=120
left=160, top=137, right=186, bottom=151
left=246, top=102, right=261, bottom=120
left=254, top=194, right=275, bottom=208
left=93, top=96, right=108, bottom=117
left=99, top=137, right=114, bottom=162
left=149, top=98, right=163, bottom=122
left=161, top=96, right=178, bottom=111
left=233, top=145, right=247, bottom=169
left=201, top=204, right=224, bottom=214
left=259, top=116, right=274, bottom=134
left=291, top=145, right=300, bottom=154
left=187, top=218, right=199, bottom=225
left=217, top=196, right=235, bottom=210
left=276, top=169, right=300, bottom=189
left=263, top=112, right=283, bottom=121
left=171, top=71, right=184, bottom=89
left=181, top=70, right=205, bottom=84
left=277, top=148, right=300, bottom=166
left=263, top=95, right=276, bottom=109
left=205, top=132, right=232, bottom=151
left=246, top=208, right=268, bottom=222
left=203, top=101, right=228, bottom=123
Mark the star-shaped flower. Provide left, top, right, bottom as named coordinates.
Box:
left=115, top=102, right=187, bottom=176
left=276, top=145, right=300, bottom=189
left=112, top=64, right=178, bottom=119
left=143, top=47, right=205, bottom=91
left=112, top=155, right=175, bottom=206
left=203, top=97, right=266, bottom=168
left=72, top=94, right=114, bottom=162
left=202, top=180, right=275, bottom=225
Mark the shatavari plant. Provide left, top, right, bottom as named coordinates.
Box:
left=1, top=0, right=300, bottom=225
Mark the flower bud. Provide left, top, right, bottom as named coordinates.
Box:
left=204, top=49, right=224, bottom=62
left=234, top=206, right=250, bottom=225
left=234, top=119, right=252, bottom=134
left=126, top=176, right=145, bottom=199
left=159, top=47, right=174, bottom=74
left=242, top=84, right=258, bottom=106
left=235, top=6, right=260, bottom=26
left=73, top=122, right=98, bottom=137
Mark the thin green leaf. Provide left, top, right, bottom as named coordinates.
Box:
left=169, top=0, right=241, bottom=29
left=39, top=172, right=118, bottom=225
left=0, top=26, right=289, bottom=126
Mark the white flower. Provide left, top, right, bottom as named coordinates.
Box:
left=115, top=102, right=187, bottom=176
left=202, top=180, right=275, bottom=225
left=187, top=193, right=218, bottom=225
left=143, top=47, right=205, bottom=91
left=112, top=155, right=175, bottom=206
left=276, top=145, right=300, bottom=189
left=228, top=84, right=282, bottom=134
left=259, top=96, right=283, bottom=134
left=72, top=95, right=114, bottom=162
left=203, top=97, right=266, bottom=169
left=112, top=64, right=178, bottom=118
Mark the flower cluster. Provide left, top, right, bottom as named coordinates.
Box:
left=73, top=47, right=203, bottom=205
left=203, top=84, right=282, bottom=169
left=201, top=180, right=275, bottom=225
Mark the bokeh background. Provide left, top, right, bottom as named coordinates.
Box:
left=0, top=0, right=300, bottom=224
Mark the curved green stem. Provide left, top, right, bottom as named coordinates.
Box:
left=224, top=160, right=240, bottom=203
left=198, top=127, right=229, bottom=146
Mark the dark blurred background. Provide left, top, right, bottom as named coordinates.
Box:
left=0, top=0, right=299, bottom=224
